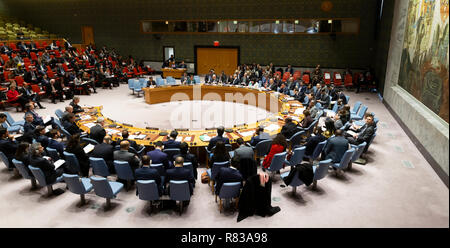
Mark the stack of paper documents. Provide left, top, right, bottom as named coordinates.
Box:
left=43, top=116, right=52, bottom=124
left=294, top=107, right=305, bottom=115
left=239, top=131, right=254, bottom=137
left=84, top=123, right=96, bottom=128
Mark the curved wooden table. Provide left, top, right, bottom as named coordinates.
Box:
left=76, top=84, right=305, bottom=148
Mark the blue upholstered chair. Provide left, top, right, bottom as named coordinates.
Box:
left=304, top=140, right=327, bottom=162
left=63, top=173, right=93, bottom=205
left=4, top=112, right=25, bottom=127
left=90, top=176, right=123, bottom=209
left=28, top=165, right=64, bottom=196
left=89, top=157, right=110, bottom=177
left=253, top=139, right=272, bottom=160
left=169, top=180, right=191, bottom=216
left=54, top=109, right=64, bottom=120
left=287, top=130, right=305, bottom=149
left=114, top=160, right=134, bottom=190
left=266, top=152, right=287, bottom=179
left=217, top=182, right=241, bottom=213
left=0, top=151, right=13, bottom=170
left=208, top=161, right=230, bottom=194
left=163, top=148, right=181, bottom=162
left=12, top=159, right=37, bottom=189
left=46, top=147, right=60, bottom=161
left=351, top=105, right=368, bottom=121
left=81, top=137, right=99, bottom=146
left=63, top=151, right=80, bottom=175
left=128, top=78, right=135, bottom=94
left=331, top=148, right=355, bottom=175
left=312, top=159, right=332, bottom=189
left=286, top=146, right=306, bottom=166
left=350, top=101, right=362, bottom=115
left=136, top=179, right=160, bottom=213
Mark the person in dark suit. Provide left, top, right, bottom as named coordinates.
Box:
left=292, top=88, right=306, bottom=103
left=285, top=64, right=294, bottom=75
left=135, top=155, right=163, bottom=196
left=280, top=117, right=298, bottom=139
left=35, top=126, right=49, bottom=148
left=322, top=129, right=349, bottom=163
left=299, top=110, right=314, bottom=130
left=120, top=130, right=142, bottom=153
left=114, top=140, right=141, bottom=172
left=346, top=114, right=376, bottom=145
left=90, top=135, right=115, bottom=173
left=334, top=90, right=348, bottom=104
left=214, top=165, right=243, bottom=195
left=89, top=117, right=106, bottom=144
left=317, top=88, right=330, bottom=109
left=47, top=129, right=65, bottom=159
left=0, top=127, right=18, bottom=168
left=147, top=141, right=172, bottom=172
left=62, top=113, right=82, bottom=135
left=163, top=130, right=181, bottom=149
left=29, top=142, right=66, bottom=192
left=23, top=113, right=37, bottom=135
left=147, top=76, right=156, bottom=87
left=65, top=133, right=90, bottom=177
left=304, top=128, right=326, bottom=157
left=176, top=142, right=198, bottom=180
left=250, top=126, right=271, bottom=147
left=70, top=97, right=84, bottom=114
left=20, top=82, right=45, bottom=109
left=207, top=126, right=230, bottom=151
left=46, top=79, right=64, bottom=103
left=24, top=103, right=53, bottom=127
left=15, top=142, right=31, bottom=173
left=209, top=141, right=231, bottom=175
left=165, top=156, right=195, bottom=196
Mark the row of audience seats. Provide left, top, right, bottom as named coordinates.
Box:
left=0, top=15, right=58, bottom=40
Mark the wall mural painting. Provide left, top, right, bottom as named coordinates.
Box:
left=399, top=0, right=449, bottom=123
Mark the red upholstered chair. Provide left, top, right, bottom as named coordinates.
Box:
left=62, top=63, right=73, bottom=72
left=275, top=71, right=282, bottom=77
left=344, top=74, right=353, bottom=88
left=333, top=72, right=342, bottom=87
left=282, top=72, right=291, bottom=82
left=9, top=43, right=19, bottom=52
left=15, top=76, right=25, bottom=86
left=31, top=84, right=46, bottom=97
left=30, top=52, right=38, bottom=61
left=302, top=73, right=310, bottom=84
left=293, top=71, right=301, bottom=81
left=323, top=72, right=331, bottom=85
left=85, top=61, right=95, bottom=69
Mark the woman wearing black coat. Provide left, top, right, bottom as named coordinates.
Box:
left=65, top=133, right=90, bottom=177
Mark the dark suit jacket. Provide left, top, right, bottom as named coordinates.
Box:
left=29, top=155, right=57, bottom=184
left=114, top=150, right=141, bottom=171
left=47, top=139, right=65, bottom=158
left=323, top=136, right=349, bottom=163
left=25, top=110, right=45, bottom=126
left=280, top=122, right=298, bottom=139
left=179, top=153, right=199, bottom=179
left=90, top=143, right=114, bottom=169
left=250, top=132, right=271, bottom=147
left=215, top=167, right=243, bottom=194
left=163, top=139, right=181, bottom=149
left=305, top=134, right=326, bottom=156
left=166, top=167, right=195, bottom=195
left=62, top=120, right=82, bottom=135
left=65, top=144, right=90, bottom=176
left=356, top=124, right=376, bottom=144
left=207, top=136, right=230, bottom=151
left=135, top=167, right=163, bottom=196
left=90, top=124, right=106, bottom=144
left=301, top=115, right=314, bottom=129
left=23, top=122, right=36, bottom=134
left=36, top=135, right=50, bottom=148
left=0, top=138, right=18, bottom=166
left=147, top=149, right=172, bottom=172
left=70, top=101, right=83, bottom=113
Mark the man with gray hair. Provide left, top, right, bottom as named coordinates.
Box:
left=90, top=135, right=115, bottom=173
left=90, top=117, right=106, bottom=144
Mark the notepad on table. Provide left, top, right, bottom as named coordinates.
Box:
left=136, top=134, right=147, bottom=140
left=175, top=136, right=183, bottom=142
left=128, top=135, right=137, bottom=140
left=54, top=159, right=66, bottom=169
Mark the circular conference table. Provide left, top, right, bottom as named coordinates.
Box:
left=76, top=84, right=305, bottom=149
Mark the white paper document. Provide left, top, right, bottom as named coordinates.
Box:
left=83, top=144, right=95, bottom=153
left=325, top=73, right=331, bottom=79
left=84, top=123, right=96, bottom=128
left=175, top=136, right=183, bottom=142
left=54, top=159, right=66, bottom=169
left=43, top=116, right=52, bottom=124
left=239, top=131, right=255, bottom=137
left=265, top=124, right=280, bottom=132
left=294, top=107, right=305, bottom=115
left=335, top=74, right=342, bottom=80
left=184, top=137, right=191, bottom=142
left=128, top=135, right=137, bottom=140
left=80, top=115, right=92, bottom=120
left=136, top=134, right=147, bottom=139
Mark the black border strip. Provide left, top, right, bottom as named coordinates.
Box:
left=383, top=99, right=449, bottom=188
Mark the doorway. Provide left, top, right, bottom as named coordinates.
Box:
left=81, top=26, right=95, bottom=45
left=195, top=46, right=239, bottom=75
